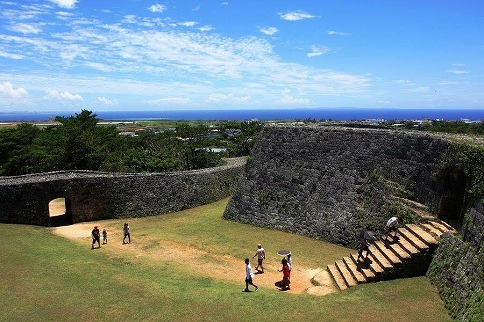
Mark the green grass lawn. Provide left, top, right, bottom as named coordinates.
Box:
left=0, top=198, right=451, bottom=322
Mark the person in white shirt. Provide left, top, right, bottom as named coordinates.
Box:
left=244, top=258, right=259, bottom=292
left=383, top=217, right=399, bottom=241
left=252, top=244, right=266, bottom=273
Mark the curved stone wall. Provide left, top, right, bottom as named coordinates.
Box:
left=427, top=202, right=483, bottom=321
left=0, top=157, right=246, bottom=226
left=223, top=125, right=473, bottom=246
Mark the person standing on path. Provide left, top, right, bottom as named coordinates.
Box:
left=252, top=244, right=266, bottom=273
left=91, top=226, right=101, bottom=249
left=102, top=229, right=108, bottom=245
left=123, top=223, right=131, bottom=244
left=275, top=258, right=291, bottom=291
left=243, top=258, right=259, bottom=292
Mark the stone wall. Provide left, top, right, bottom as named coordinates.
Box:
left=427, top=202, right=483, bottom=321
left=0, top=157, right=245, bottom=226
left=223, top=125, right=464, bottom=246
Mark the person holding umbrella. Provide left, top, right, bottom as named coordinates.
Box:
left=357, top=230, right=375, bottom=261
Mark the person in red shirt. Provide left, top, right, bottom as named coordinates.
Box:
left=275, top=258, right=291, bottom=291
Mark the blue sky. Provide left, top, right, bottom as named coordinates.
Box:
left=0, top=0, right=483, bottom=112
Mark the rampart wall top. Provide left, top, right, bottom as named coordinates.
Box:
left=0, top=157, right=246, bottom=226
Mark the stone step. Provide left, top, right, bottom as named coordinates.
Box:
left=384, top=241, right=412, bottom=260
left=421, top=223, right=444, bottom=239
left=311, top=269, right=328, bottom=286
left=343, top=256, right=367, bottom=284
left=373, top=240, right=403, bottom=265
left=335, top=259, right=357, bottom=287
left=429, top=221, right=456, bottom=234
left=406, top=224, right=438, bottom=245
left=397, top=235, right=420, bottom=255
left=435, top=220, right=456, bottom=232
left=327, top=264, right=348, bottom=291
left=399, top=227, right=429, bottom=250
left=368, top=246, right=393, bottom=270
left=350, top=254, right=376, bottom=280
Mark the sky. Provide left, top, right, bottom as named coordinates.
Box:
left=0, top=0, right=483, bottom=113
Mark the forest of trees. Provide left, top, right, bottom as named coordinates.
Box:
left=0, top=110, right=263, bottom=176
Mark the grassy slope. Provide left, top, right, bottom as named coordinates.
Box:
left=0, top=199, right=451, bottom=322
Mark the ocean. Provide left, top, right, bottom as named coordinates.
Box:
left=0, top=108, right=483, bottom=122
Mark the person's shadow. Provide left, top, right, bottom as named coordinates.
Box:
left=356, top=257, right=372, bottom=271
left=383, top=235, right=400, bottom=247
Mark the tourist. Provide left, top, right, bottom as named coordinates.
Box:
left=252, top=243, right=266, bottom=273
left=123, top=223, right=131, bottom=244
left=91, top=226, right=101, bottom=249
left=102, top=228, right=108, bottom=244
left=357, top=238, right=370, bottom=261
left=383, top=217, right=399, bottom=241
left=244, top=258, right=259, bottom=292
left=286, top=253, right=292, bottom=271
left=275, top=258, right=291, bottom=291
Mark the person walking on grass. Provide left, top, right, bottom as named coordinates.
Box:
left=244, top=258, right=259, bottom=292
left=91, top=226, right=101, bottom=249
left=123, top=223, right=131, bottom=244
left=252, top=244, right=266, bottom=273
left=102, top=228, right=108, bottom=245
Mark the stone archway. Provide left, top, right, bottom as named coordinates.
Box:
left=437, top=166, right=466, bottom=222
left=48, top=197, right=73, bottom=226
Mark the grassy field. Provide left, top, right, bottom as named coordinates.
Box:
left=0, top=198, right=451, bottom=322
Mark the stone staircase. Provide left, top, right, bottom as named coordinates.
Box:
left=322, top=220, right=456, bottom=291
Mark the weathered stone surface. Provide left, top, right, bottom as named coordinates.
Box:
left=0, top=157, right=246, bottom=226
left=427, top=202, right=484, bottom=321
left=224, top=125, right=457, bottom=246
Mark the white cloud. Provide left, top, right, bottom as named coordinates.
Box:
left=221, top=2, right=229, bottom=6
left=148, top=97, right=192, bottom=105
left=406, top=86, right=430, bottom=93
left=9, top=23, right=42, bottom=35
left=0, top=82, right=29, bottom=99
left=97, top=97, right=117, bottom=106
left=447, top=69, right=468, bottom=75
left=207, top=93, right=251, bottom=103
left=85, top=62, right=112, bottom=72
left=307, top=45, right=329, bottom=57
left=259, top=27, right=278, bottom=36
left=49, top=0, right=78, bottom=9
left=199, top=25, right=214, bottom=32
left=327, top=30, right=350, bottom=36
left=279, top=89, right=310, bottom=105
left=279, top=10, right=316, bottom=21
left=179, top=21, right=197, bottom=27
left=149, top=4, right=166, bottom=13
left=45, top=88, right=83, bottom=101
left=0, top=51, right=23, bottom=59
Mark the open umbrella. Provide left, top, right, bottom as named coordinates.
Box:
left=277, top=249, right=291, bottom=256
left=359, top=230, right=377, bottom=241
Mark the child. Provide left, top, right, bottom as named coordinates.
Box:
left=123, top=223, right=130, bottom=244
left=244, top=258, right=259, bottom=292
left=102, top=229, right=108, bottom=244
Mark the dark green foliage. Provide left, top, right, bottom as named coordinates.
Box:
left=452, top=142, right=484, bottom=212
left=0, top=110, right=262, bottom=175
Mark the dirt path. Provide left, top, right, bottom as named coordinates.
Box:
left=52, top=223, right=336, bottom=296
